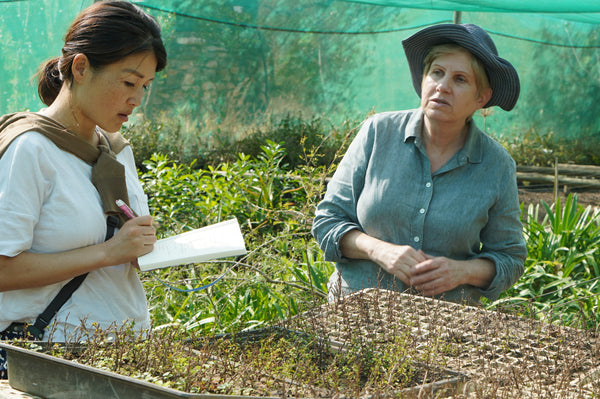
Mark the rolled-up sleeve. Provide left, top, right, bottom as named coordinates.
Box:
left=311, top=120, right=373, bottom=262
left=476, top=158, right=527, bottom=301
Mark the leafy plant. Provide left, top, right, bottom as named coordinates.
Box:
left=492, top=194, right=600, bottom=328
left=218, top=114, right=356, bottom=170
left=140, top=141, right=334, bottom=334
left=123, top=116, right=209, bottom=170
left=498, top=128, right=600, bottom=167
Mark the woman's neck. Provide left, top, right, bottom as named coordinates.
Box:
left=422, top=118, right=469, bottom=173
left=41, top=87, right=98, bottom=146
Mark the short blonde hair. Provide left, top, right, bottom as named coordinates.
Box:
left=423, top=43, right=490, bottom=96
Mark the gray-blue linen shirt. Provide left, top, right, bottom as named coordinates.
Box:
left=312, top=109, right=526, bottom=304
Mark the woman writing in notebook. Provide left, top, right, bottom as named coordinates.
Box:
left=0, top=0, right=166, bottom=377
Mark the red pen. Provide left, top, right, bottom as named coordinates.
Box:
left=116, top=199, right=136, bottom=219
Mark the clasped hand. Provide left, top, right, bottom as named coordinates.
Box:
left=372, top=242, right=460, bottom=296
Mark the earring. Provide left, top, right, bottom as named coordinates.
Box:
left=68, top=92, right=81, bottom=130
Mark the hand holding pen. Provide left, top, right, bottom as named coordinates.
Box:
left=104, top=199, right=156, bottom=267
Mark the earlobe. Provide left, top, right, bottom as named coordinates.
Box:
left=479, top=88, right=493, bottom=106
left=71, top=53, right=90, bottom=83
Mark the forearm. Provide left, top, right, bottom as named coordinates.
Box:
left=450, top=257, right=496, bottom=290
left=0, top=242, right=114, bottom=292
left=339, top=229, right=379, bottom=260
left=0, top=216, right=156, bottom=292
left=339, top=229, right=428, bottom=287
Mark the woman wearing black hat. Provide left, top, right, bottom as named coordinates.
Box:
left=312, top=24, right=526, bottom=304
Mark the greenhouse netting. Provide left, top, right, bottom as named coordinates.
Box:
left=1, top=0, right=599, bottom=140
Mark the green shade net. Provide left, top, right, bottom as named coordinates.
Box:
left=1, top=0, right=599, bottom=141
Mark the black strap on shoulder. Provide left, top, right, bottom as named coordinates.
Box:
left=28, top=215, right=121, bottom=340
left=104, top=214, right=120, bottom=241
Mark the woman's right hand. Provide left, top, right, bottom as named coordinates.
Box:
left=339, top=229, right=426, bottom=286
left=104, top=215, right=156, bottom=266
left=369, top=240, right=427, bottom=286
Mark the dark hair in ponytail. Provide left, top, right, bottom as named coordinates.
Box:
left=38, top=0, right=167, bottom=106
left=38, top=58, right=63, bottom=106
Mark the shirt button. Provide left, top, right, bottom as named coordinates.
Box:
left=413, top=236, right=420, bottom=242
left=425, top=182, right=432, bottom=188
left=419, top=208, right=425, bottom=214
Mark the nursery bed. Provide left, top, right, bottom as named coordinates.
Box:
left=1, top=327, right=466, bottom=399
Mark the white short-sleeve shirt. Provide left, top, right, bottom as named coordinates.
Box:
left=0, top=130, right=151, bottom=341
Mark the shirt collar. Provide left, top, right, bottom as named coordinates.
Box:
left=460, top=118, right=484, bottom=164
left=404, top=108, right=484, bottom=164
left=404, top=108, right=423, bottom=142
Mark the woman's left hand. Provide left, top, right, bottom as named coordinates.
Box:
left=408, top=252, right=496, bottom=296
left=408, top=253, right=459, bottom=296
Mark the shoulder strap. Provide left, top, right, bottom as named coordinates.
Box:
left=28, top=274, right=88, bottom=340
left=27, top=215, right=121, bottom=340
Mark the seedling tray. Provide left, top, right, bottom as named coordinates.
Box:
left=0, top=342, right=274, bottom=399
left=290, top=288, right=600, bottom=397
left=193, top=326, right=469, bottom=398
left=1, top=327, right=467, bottom=399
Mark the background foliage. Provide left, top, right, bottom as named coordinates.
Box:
left=492, top=195, right=600, bottom=330
left=2, top=0, right=600, bottom=142
left=137, top=132, right=344, bottom=334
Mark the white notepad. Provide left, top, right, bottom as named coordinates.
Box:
left=138, top=218, right=247, bottom=271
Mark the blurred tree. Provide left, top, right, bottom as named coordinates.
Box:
left=520, top=22, right=600, bottom=138
left=141, top=0, right=406, bottom=139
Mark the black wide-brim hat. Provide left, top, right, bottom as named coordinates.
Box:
left=402, top=23, right=520, bottom=111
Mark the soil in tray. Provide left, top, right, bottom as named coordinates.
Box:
left=8, top=326, right=464, bottom=398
